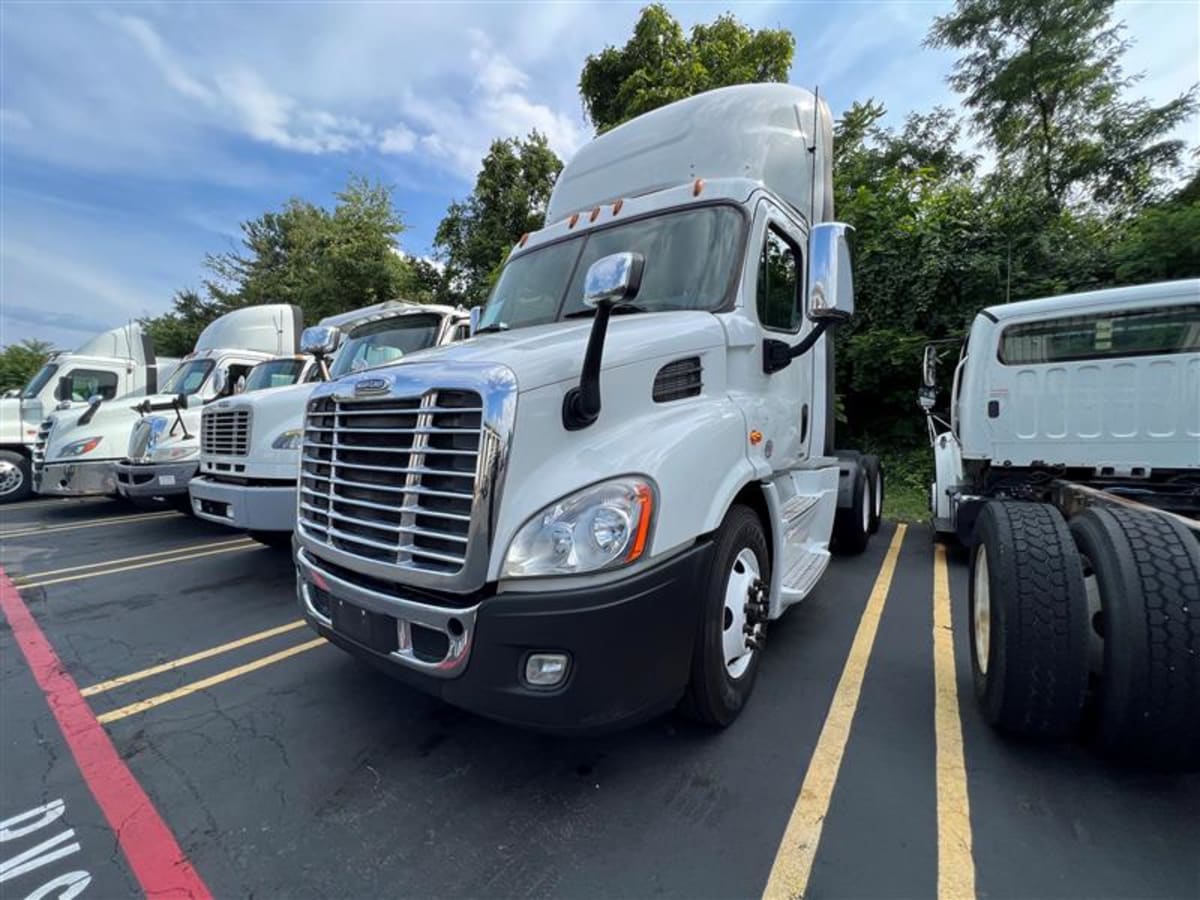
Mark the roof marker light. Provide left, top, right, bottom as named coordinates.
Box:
left=519, top=233, right=529, bottom=247
left=589, top=207, right=601, bottom=222
left=568, top=213, right=579, bottom=228
left=612, top=199, right=624, bottom=215
left=693, top=178, right=704, bottom=197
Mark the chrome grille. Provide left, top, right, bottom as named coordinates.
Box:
left=298, top=390, right=483, bottom=575
left=32, top=418, right=53, bottom=474
left=202, top=408, right=251, bottom=457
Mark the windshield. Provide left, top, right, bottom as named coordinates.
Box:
left=161, top=359, right=215, bottom=395
left=329, top=314, right=444, bottom=379
left=22, top=363, right=59, bottom=399
left=478, top=205, right=744, bottom=332
left=242, top=358, right=307, bottom=392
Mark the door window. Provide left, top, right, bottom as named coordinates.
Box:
left=57, top=369, right=119, bottom=402
left=757, top=227, right=803, bottom=332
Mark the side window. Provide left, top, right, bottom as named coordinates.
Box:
left=58, top=369, right=119, bottom=402
left=452, top=323, right=471, bottom=342
left=226, top=364, right=254, bottom=395
left=757, top=227, right=803, bottom=332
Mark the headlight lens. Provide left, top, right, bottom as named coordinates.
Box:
left=149, top=444, right=198, bottom=462
left=501, top=477, right=655, bottom=578
left=271, top=429, right=303, bottom=450
left=60, top=436, right=103, bottom=457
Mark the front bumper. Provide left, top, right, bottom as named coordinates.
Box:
left=190, top=476, right=297, bottom=532
left=296, top=540, right=712, bottom=734
left=115, top=460, right=198, bottom=498
left=35, top=459, right=119, bottom=497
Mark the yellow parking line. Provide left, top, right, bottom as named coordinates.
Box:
left=762, top=524, right=907, bottom=900
left=933, top=543, right=976, bottom=898
left=19, top=542, right=261, bottom=589
left=14, top=538, right=255, bottom=581
left=81, top=620, right=307, bottom=697
left=96, top=638, right=327, bottom=724
left=0, top=510, right=178, bottom=539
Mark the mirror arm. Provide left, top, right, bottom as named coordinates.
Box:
left=762, top=320, right=834, bottom=374
left=561, top=303, right=614, bottom=431
left=169, top=397, right=193, bottom=440
left=76, top=400, right=103, bottom=428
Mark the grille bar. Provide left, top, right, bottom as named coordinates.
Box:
left=202, top=409, right=251, bottom=457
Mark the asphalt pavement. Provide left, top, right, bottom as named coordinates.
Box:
left=1, top=497, right=1197, bottom=899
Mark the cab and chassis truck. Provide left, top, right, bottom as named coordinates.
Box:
left=190, top=301, right=468, bottom=545
left=922, top=279, right=1200, bottom=768
left=293, top=84, right=880, bottom=733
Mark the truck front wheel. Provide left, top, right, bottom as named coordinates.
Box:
left=971, top=501, right=1089, bottom=738
left=680, top=504, right=770, bottom=727
left=0, top=451, right=33, bottom=504
left=1069, top=507, right=1200, bottom=769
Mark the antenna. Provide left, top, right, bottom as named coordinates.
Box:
left=809, top=86, right=820, bottom=226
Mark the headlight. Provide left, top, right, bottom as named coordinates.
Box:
left=150, top=444, right=198, bottom=463
left=59, top=436, right=103, bottom=457
left=501, top=476, right=655, bottom=578
left=271, top=429, right=303, bottom=450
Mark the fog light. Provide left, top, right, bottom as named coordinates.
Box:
left=524, top=653, right=569, bottom=687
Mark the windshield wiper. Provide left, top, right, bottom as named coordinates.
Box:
left=475, top=322, right=509, bottom=334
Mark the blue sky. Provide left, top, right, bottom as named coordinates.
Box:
left=2, top=1, right=1197, bottom=351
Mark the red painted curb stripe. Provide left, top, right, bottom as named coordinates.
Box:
left=0, top=567, right=213, bottom=900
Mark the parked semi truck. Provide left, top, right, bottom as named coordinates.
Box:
left=2, top=324, right=178, bottom=503
left=293, top=84, right=879, bottom=732
left=36, top=304, right=301, bottom=504
left=921, top=279, right=1200, bottom=767
left=190, top=301, right=469, bottom=545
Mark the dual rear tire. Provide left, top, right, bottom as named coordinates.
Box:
left=971, top=501, right=1200, bottom=768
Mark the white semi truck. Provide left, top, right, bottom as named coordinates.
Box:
left=293, top=84, right=879, bottom=733
left=1, top=324, right=178, bottom=503
left=37, top=304, right=302, bottom=505
left=190, top=301, right=469, bottom=545
left=922, top=279, right=1200, bottom=767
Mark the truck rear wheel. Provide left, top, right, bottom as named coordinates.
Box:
left=0, top=450, right=33, bottom=503
left=970, top=501, right=1089, bottom=738
left=680, top=504, right=770, bottom=727
left=832, top=462, right=870, bottom=555
left=862, top=454, right=884, bottom=534
left=1069, top=507, right=1200, bottom=769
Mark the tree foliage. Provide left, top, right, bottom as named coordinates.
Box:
left=579, top=3, right=794, bottom=133
left=433, top=132, right=562, bottom=305
left=0, top=339, right=55, bottom=393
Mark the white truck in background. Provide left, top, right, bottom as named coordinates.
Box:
left=37, top=304, right=302, bottom=506
left=190, top=301, right=469, bottom=545
left=0, top=324, right=178, bottom=503
left=293, top=84, right=879, bottom=733
left=921, top=279, right=1200, bottom=768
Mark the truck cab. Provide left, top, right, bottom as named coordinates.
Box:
left=107, top=304, right=304, bottom=507
left=189, top=302, right=468, bottom=542
left=13, top=324, right=176, bottom=503
left=292, top=84, right=874, bottom=733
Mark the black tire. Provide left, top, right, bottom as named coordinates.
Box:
left=832, top=462, right=870, bottom=555
left=0, top=450, right=33, bottom=504
left=862, top=454, right=884, bottom=534
left=249, top=530, right=293, bottom=550
left=680, top=504, right=770, bottom=727
left=1069, top=507, right=1200, bottom=769
left=170, top=494, right=195, bottom=516
left=970, top=501, right=1089, bottom=738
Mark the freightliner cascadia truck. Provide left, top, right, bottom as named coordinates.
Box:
left=294, top=84, right=878, bottom=732
left=190, top=301, right=468, bottom=546
left=0, top=324, right=177, bottom=503
left=921, top=280, right=1200, bottom=768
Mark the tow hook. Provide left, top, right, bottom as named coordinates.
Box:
left=743, top=578, right=769, bottom=652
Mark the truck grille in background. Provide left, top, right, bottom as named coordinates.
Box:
left=32, top=418, right=53, bottom=474
left=653, top=356, right=703, bottom=402
left=202, top=408, right=251, bottom=457
left=298, top=391, right=483, bottom=575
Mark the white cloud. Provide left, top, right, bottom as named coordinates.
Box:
left=111, top=13, right=214, bottom=104
left=379, top=124, right=418, bottom=155
left=0, top=108, right=32, bottom=130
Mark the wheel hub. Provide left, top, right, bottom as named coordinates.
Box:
left=0, top=460, right=23, bottom=496
left=973, top=544, right=991, bottom=675
left=723, top=548, right=764, bottom=678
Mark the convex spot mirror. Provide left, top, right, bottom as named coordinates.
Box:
left=922, top=345, right=938, bottom=389
left=301, top=325, right=341, bottom=357
left=583, top=252, right=645, bottom=308
left=469, top=307, right=482, bottom=336
left=808, top=223, right=855, bottom=322
left=210, top=365, right=229, bottom=398
left=86, top=393, right=103, bottom=408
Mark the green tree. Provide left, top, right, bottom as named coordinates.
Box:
left=0, top=339, right=55, bottom=393
left=579, top=3, right=794, bottom=133
left=434, top=131, right=563, bottom=305
left=927, top=0, right=1197, bottom=212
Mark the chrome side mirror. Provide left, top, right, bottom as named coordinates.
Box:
left=210, top=365, right=229, bottom=397
left=583, top=252, right=644, bottom=308
left=808, top=223, right=855, bottom=321
left=301, top=325, right=341, bottom=357
left=922, top=344, right=938, bottom=389
left=469, top=307, right=482, bottom=336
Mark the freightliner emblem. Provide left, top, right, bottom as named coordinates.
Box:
left=354, top=377, right=389, bottom=395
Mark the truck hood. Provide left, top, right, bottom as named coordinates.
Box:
left=219, top=381, right=319, bottom=449
left=386, top=311, right=725, bottom=392
left=43, top=401, right=141, bottom=461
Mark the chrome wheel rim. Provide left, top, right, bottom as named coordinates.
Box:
left=861, top=482, right=870, bottom=533
left=973, top=544, right=991, bottom=675
left=723, top=547, right=761, bottom=679
left=0, top=460, right=23, bottom=497
left=874, top=472, right=883, bottom=520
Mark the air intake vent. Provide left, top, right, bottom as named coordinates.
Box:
left=652, top=357, right=702, bottom=402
